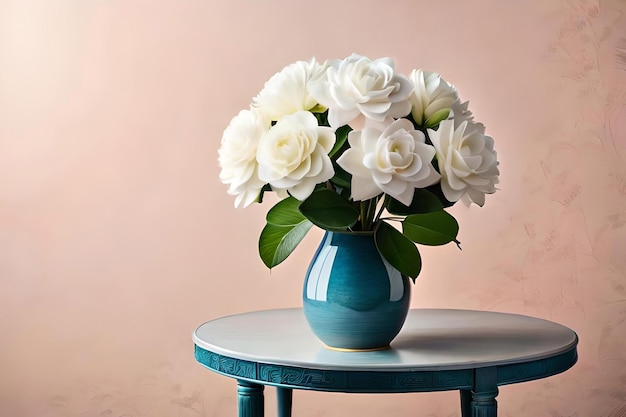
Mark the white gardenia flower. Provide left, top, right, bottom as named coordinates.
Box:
left=218, top=109, right=268, bottom=208
left=309, top=53, right=414, bottom=128
left=252, top=58, right=328, bottom=123
left=449, top=99, right=474, bottom=127
left=409, top=69, right=460, bottom=128
left=337, top=118, right=440, bottom=206
left=257, top=111, right=335, bottom=201
left=428, top=119, right=499, bottom=206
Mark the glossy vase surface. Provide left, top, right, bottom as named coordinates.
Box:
left=303, top=231, right=411, bottom=351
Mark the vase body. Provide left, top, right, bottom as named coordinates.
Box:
left=303, top=231, right=411, bottom=350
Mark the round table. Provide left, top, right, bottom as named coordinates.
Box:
left=193, top=308, right=578, bottom=417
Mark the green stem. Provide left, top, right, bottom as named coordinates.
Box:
left=360, top=196, right=382, bottom=230
left=360, top=202, right=368, bottom=230
left=360, top=201, right=369, bottom=230
left=368, top=198, right=378, bottom=229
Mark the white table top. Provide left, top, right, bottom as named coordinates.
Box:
left=193, top=308, right=578, bottom=372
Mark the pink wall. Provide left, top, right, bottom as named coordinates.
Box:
left=1, top=0, right=625, bottom=416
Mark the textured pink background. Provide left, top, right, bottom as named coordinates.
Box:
left=1, top=1, right=625, bottom=416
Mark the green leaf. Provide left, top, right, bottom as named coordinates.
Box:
left=266, top=196, right=307, bottom=226
left=260, top=197, right=314, bottom=267
left=424, top=183, right=454, bottom=208
left=299, top=189, right=358, bottom=230
left=375, top=221, right=422, bottom=279
left=312, top=110, right=329, bottom=127
left=402, top=211, right=460, bottom=246
left=424, top=108, right=451, bottom=128
left=330, top=164, right=351, bottom=190
left=259, top=221, right=313, bottom=268
left=328, top=125, right=352, bottom=158
left=386, top=189, right=444, bottom=215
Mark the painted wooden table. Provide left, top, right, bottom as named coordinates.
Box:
left=193, top=308, right=578, bottom=417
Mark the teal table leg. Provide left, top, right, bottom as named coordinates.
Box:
left=276, top=387, right=293, bottom=417
left=460, top=389, right=472, bottom=417
left=237, top=380, right=264, bottom=417
left=472, top=367, right=498, bottom=417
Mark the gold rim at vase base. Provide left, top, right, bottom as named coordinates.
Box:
left=323, top=344, right=391, bottom=352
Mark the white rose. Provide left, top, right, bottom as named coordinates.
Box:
left=409, top=69, right=460, bottom=128
left=428, top=119, right=499, bottom=206
left=309, top=53, right=414, bottom=128
left=337, top=118, right=440, bottom=205
left=218, top=109, right=268, bottom=208
left=252, top=58, right=328, bottom=123
left=257, top=111, right=335, bottom=201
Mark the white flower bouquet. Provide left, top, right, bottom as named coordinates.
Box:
left=218, top=54, right=499, bottom=279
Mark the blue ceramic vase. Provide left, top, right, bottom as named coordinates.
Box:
left=303, top=231, right=411, bottom=351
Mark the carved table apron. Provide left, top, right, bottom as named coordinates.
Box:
left=193, top=308, right=578, bottom=417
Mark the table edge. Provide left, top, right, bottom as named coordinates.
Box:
left=193, top=343, right=578, bottom=393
